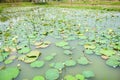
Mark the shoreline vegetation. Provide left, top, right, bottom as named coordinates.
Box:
left=0, top=1, right=120, bottom=13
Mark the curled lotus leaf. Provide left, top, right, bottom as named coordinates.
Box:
left=18, top=50, right=41, bottom=63
left=45, top=69, right=59, bottom=80
left=55, top=41, right=68, bottom=47
left=82, top=71, right=95, bottom=78
left=33, top=76, right=45, bottom=80
left=35, top=41, right=51, bottom=48
left=65, top=60, right=76, bottom=67
left=0, top=67, right=20, bottom=80
left=30, top=61, right=44, bottom=68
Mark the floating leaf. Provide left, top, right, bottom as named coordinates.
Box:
left=44, top=55, right=54, bottom=61
left=62, top=46, right=71, bottom=49
left=106, top=58, right=120, bottom=68
left=100, top=49, right=115, bottom=56
left=18, top=47, right=30, bottom=54
left=65, top=60, right=76, bottom=67
left=56, top=41, right=68, bottom=47
left=64, top=50, right=72, bottom=55
left=77, top=57, right=89, bottom=65
left=30, top=61, right=44, bottom=68
left=4, top=59, right=13, bottom=64
left=33, top=76, right=45, bottom=80
left=75, top=74, right=85, bottom=80
left=85, top=49, right=94, bottom=55
left=82, top=71, right=95, bottom=78
left=64, top=75, right=76, bottom=80
left=0, top=67, right=20, bottom=80
left=45, top=69, right=59, bottom=80
left=50, top=62, right=64, bottom=70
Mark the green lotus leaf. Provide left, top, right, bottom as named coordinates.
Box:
left=65, top=60, right=76, bottom=67
left=30, top=61, right=44, bottom=68
left=18, top=47, right=30, bottom=54
left=33, top=76, right=45, bottom=80
left=62, top=46, right=71, bottom=49
left=64, top=75, right=76, bottom=80
left=4, top=59, right=13, bottom=64
left=50, top=62, right=64, bottom=70
left=0, top=67, right=20, bottom=80
left=106, top=58, right=120, bottom=68
left=100, top=49, right=115, bottom=56
left=82, top=71, right=95, bottom=78
left=77, top=57, right=89, bottom=65
left=67, top=36, right=76, bottom=41
left=85, top=49, right=94, bottom=55
left=64, top=50, right=72, bottom=55
left=56, top=41, right=68, bottom=47
left=75, top=74, right=85, bottom=80
left=45, top=69, right=59, bottom=80
left=44, top=55, right=54, bottom=61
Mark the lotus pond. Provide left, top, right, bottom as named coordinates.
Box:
left=0, top=7, right=120, bottom=80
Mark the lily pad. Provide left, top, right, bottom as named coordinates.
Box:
left=100, top=49, right=115, bottom=56
left=18, top=47, right=30, bottom=54
left=4, top=59, right=13, bottom=64
left=45, top=69, right=59, bottom=80
left=30, top=61, right=44, bottom=68
left=33, top=76, right=45, bottom=80
left=50, top=62, right=64, bottom=70
left=82, top=71, right=95, bottom=78
left=0, top=67, right=20, bottom=80
left=75, top=74, right=85, bottom=80
left=85, top=49, right=94, bottom=55
left=65, top=60, right=76, bottom=67
left=64, top=50, right=72, bottom=55
left=64, top=75, right=76, bottom=80
left=106, top=58, right=120, bottom=68
left=62, top=46, right=71, bottom=49
left=77, top=57, right=89, bottom=65
left=44, top=55, right=54, bottom=61
left=56, top=41, right=68, bottom=47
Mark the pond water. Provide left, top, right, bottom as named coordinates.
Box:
left=0, top=7, right=120, bottom=80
